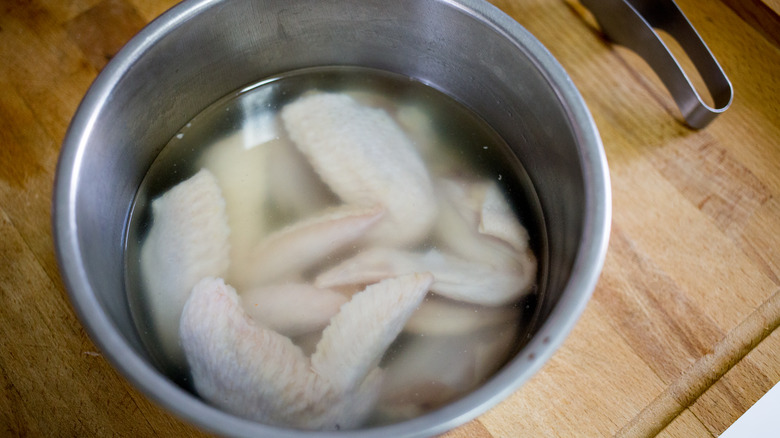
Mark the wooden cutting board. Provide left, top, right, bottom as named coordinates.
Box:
left=1, top=0, right=778, bottom=436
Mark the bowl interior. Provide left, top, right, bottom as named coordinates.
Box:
left=55, top=0, right=609, bottom=436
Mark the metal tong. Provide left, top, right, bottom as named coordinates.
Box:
left=579, top=0, right=733, bottom=129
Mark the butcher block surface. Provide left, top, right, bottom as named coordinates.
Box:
left=1, top=0, right=778, bottom=436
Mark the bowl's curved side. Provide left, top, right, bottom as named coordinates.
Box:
left=382, top=2, right=612, bottom=435
left=52, top=1, right=283, bottom=436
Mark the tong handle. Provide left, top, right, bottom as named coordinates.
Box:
left=580, top=0, right=733, bottom=129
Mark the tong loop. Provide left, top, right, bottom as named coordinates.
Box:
left=580, top=0, right=733, bottom=129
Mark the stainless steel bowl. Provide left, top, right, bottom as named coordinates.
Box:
left=53, top=0, right=611, bottom=436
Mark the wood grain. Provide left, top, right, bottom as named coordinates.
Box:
left=0, top=0, right=778, bottom=436
left=718, top=0, right=780, bottom=48
left=478, top=304, right=667, bottom=436
left=66, top=0, right=146, bottom=71
left=596, top=225, right=725, bottom=383
left=616, top=290, right=780, bottom=437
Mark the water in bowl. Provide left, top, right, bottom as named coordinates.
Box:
left=124, top=66, right=545, bottom=429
